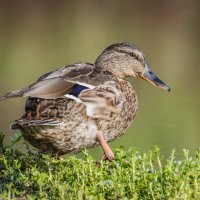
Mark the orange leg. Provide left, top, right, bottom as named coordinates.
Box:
left=96, top=130, right=115, bottom=161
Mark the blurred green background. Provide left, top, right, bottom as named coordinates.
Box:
left=0, top=0, right=199, bottom=159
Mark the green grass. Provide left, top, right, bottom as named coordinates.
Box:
left=0, top=133, right=200, bottom=200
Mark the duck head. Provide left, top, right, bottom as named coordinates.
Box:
left=95, top=42, right=170, bottom=91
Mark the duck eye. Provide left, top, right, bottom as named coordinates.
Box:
left=130, top=52, right=136, bottom=57
left=130, top=53, right=140, bottom=61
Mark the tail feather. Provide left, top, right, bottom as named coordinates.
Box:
left=0, top=89, right=24, bottom=101
left=10, top=123, right=19, bottom=130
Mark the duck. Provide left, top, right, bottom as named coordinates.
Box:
left=0, top=42, right=170, bottom=161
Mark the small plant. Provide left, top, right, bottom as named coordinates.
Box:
left=0, top=133, right=200, bottom=199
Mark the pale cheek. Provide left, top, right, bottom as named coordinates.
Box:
left=128, top=70, right=136, bottom=77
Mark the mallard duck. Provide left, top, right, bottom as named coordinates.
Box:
left=0, top=42, right=170, bottom=160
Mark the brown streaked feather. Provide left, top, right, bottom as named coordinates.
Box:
left=80, top=81, right=123, bottom=120
left=12, top=98, right=67, bottom=127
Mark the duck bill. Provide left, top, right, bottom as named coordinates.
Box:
left=139, top=64, right=171, bottom=92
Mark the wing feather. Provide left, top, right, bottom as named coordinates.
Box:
left=1, top=61, right=125, bottom=125
left=0, top=62, right=94, bottom=100
left=80, top=81, right=124, bottom=120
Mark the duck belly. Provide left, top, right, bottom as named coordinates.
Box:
left=16, top=120, right=99, bottom=155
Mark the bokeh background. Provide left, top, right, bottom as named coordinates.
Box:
left=0, top=0, right=199, bottom=159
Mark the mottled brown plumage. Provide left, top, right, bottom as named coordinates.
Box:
left=0, top=42, right=170, bottom=160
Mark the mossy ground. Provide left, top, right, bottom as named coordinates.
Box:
left=0, top=133, right=200, bottom=200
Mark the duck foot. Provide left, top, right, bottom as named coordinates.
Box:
left=101, top=153, right=115, bottom=161
left=96, top=130, right=115, bottom=161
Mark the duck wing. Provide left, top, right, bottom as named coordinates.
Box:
left=11, top=80, right=123, bottom=128
left=1, top=62, right=124, bottom=125
left=0, top=62, right=94, bottom=100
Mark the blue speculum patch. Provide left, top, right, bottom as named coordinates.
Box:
left=69, top=84, right=89, bottom=97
